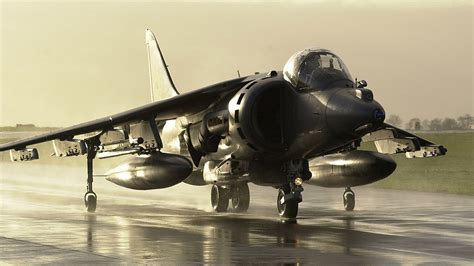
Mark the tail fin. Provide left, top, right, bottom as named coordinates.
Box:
left=145, top=29, right=179, bottom=102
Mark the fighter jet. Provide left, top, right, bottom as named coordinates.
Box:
left=0, top=29, right=447, bottom=219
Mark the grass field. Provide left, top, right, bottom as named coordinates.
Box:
left=1, top=132, right=473, bottom=195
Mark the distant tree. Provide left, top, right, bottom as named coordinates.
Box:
left=441, top=118, right=459, bottom=130
left=406, top=118, right=421, bottom=130
left=429, top=118, right=442, bottom=131
left=457, top=114, right=473, bottom=130
left=386, top=115, right=402, bottom=127
left=421, top=119, right=430, bottom=131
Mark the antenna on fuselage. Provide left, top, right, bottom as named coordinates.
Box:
left=237, top=70, right=241, bottom=78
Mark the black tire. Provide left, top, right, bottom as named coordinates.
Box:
left=277, top=188, right=298, bottom=219
left=84, top=192, right=97, bottom=213
left=231, top=183, right=250, bottom=212
left=343, top=190, right=355, bottom=211
left=211, top=185, right=229, bottom=212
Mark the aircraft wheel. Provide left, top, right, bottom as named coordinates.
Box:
left=231, top=183, right=250, bottom=212
left=84, top=192, right=97, bottom=213
left=211, top=185, right=229, bottom=212
left=343, top=188, right=355, bottom=211
left=277, top=188, right=298, bottom=219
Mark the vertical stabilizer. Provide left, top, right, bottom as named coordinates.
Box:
left=145, top=29, right=179, bottom=102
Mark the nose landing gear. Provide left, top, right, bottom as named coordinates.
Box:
left=277, top=177, right=303, bottom=220
left=275, top=159, right=310, bottom=220
left=343, top=187, right=355, bottom=211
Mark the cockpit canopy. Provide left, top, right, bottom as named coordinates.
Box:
left=283, top=48, right=353, bottom=90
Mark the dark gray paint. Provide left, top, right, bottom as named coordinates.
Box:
left=0, top=50, right=445, bottom=191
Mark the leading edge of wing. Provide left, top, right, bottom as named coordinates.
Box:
left=380, top=123, right=436, bottom=147
left=0, top=76, right=251, bottom=152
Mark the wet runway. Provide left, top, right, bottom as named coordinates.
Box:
left=1, top=162, right=473, bottom=264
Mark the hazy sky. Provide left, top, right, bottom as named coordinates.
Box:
left=1, top=0, right=472, bottom=127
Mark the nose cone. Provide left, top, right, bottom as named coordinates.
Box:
left=326, top=89, right=385, bottom=137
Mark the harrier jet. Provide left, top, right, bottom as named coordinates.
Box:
left=0, top=29, right=446, bottom=219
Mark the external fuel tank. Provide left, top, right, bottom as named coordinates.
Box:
left=105, top=153, right=193, bottom=190
left=308, top=150, right=396, bottom=188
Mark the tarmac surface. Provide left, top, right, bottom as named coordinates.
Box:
left=0, top=162, right=473, bottom=265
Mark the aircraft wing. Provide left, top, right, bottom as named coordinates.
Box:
left=361, top=123, right=447, bottom=158
left=0, top=77, right=249, bottom=154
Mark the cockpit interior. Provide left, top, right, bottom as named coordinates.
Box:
left=283, top=48, right=353, bottom=90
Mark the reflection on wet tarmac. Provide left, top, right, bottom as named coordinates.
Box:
left=69, top=203, right=472, bottom=264
left=81, top=211, right=365, bottom=264
left=1, top=163, right=473, bottom=264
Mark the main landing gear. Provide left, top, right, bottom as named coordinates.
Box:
left=343, top=187, right=355, bottom=211
left=211, top=185, right=229, bottom=212
left=211, top=183, right=250, bottom=213
left=84, top=139, right=99, bottom=213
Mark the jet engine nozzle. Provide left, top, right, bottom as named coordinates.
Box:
left=326, top=88, right=385, bottom=137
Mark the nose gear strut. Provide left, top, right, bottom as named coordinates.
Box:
left=277, top=159, right=311, bottom=219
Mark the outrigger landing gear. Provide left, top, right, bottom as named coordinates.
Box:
left=84, top=139, right=99, bottom=213
left=277, top=178, right=303, bottom=220
left=343, top=187, right=355, bottom=211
